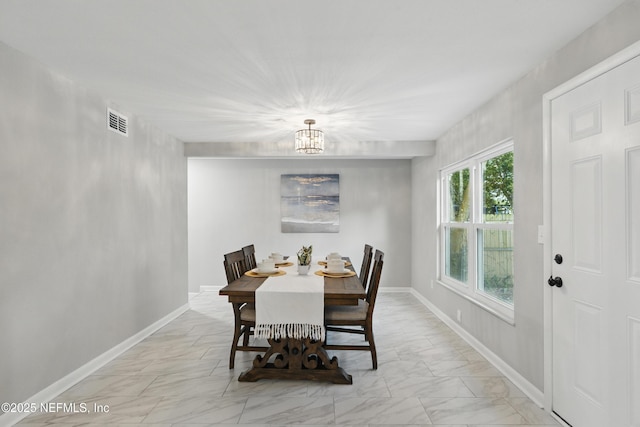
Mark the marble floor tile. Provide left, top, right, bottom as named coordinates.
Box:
left=119, top=343, right=211, bottom=360
left=386, top=375, right=475, bottom=398
left=420, top=397, right=526, bottom=425
left=427, top=359, right=503, bottom=377
left=306, top=376, right=390, bottom=398
left=238, top=396, right=335, bottom=425
left=335, top=397, right=431, bottom=425
left=507, top=397, right=560, bottom=425
left=172, top=424, right=269, bottom=427
left=92, top=357, right=155, bottom=376
left=195, top=333, right=235, bottom=346
left=14, top=292, right=558, bottom=427
left=142, top=396, right=247, bottom=424
left=459, top=346, right=488, bottom=361
left=58, top=374, right=157, bottom=399
left=138, top=358, right=217, bottom=377
left=375, top=425, right=466, bottom=427
left=223, top=379, right=309, bottom=398
left=141, top=333, right=203, bottom=346
left=140, top=373, right=231, bottom=397
left=360, top=358, right=434, bottom=378
left=22, top=395, right=164, bottom=425
left=461, top=376, right=527, bottom=398
left=473, top=425, right=559, bottom=427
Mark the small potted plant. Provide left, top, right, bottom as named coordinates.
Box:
left=297, top=245, right=313, bottom=275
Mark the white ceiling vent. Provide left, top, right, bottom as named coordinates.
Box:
left=107, top=108, right=128, bottom=136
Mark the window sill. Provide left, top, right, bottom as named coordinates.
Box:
left=436, top=279, right=515, bottom=326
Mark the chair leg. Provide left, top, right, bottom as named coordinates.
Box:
left=242, top=303, right=255, bottom=347
left=229, top=303, right=243, bottom=369
left=242, top=325, right=251, bottom=346
left=364, top=319, right=377, bottom=370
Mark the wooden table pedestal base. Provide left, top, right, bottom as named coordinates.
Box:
left=238, top=337, right=352, bottom=384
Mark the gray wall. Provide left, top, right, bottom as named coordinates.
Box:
left=411, top=0, right=640, bottom=391
left=188, top=158, right=412, bottom=292
left=0, top=42, right=188, bottom=403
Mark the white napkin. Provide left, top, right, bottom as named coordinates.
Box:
left=255, top=265, right=325, bottom=341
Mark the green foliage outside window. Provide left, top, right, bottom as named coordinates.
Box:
left=443, top=147, right=514, bottom=307
left=481, top=151, right=514, bottom=304
left=483, top=151, right=513, bottom=222
left=448, top=168, right=470, bottom=222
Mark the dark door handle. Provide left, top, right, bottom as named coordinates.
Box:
left=548, top=276, right=563, bottom=288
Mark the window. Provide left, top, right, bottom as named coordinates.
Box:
left=440, top=140, right=514, bottom=321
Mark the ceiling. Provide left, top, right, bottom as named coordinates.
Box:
left=0, top=0, right=628, bottom=158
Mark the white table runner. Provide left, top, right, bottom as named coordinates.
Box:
left=255, top=264, right=325, bottom=341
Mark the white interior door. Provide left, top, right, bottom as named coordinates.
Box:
left=550, top=54, right=640, bottom=427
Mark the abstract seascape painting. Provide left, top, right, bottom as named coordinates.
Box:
left=281, top=174, right=339, bottom=233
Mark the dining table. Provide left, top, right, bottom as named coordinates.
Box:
left=218, top=257, right=365, bottom=384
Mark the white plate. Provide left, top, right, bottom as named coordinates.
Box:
left=253, top=267, right=278, bottom=274
left=325, top=268, right=350, bottom=275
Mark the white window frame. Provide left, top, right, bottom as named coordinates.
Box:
left=438, top=139, right=515, bottom=324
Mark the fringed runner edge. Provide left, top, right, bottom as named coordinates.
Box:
left=254, top=323, right=325, bottom=342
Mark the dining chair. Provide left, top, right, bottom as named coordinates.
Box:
left=359, top=244, right=373, bottom=290
left=242, top=244, right=257, bottom=270
left=224, top=249, right=267, bottom=368
left=223, top=249, right=248, bottom=284
left=340, top=244, right=373, bottom=336
left=324, top=249, right=384, bottom=369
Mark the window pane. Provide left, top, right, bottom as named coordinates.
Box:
left=477, top=229, right=513, bottom=304
left=445, top=226, right=468, bottom=283
left=448, top=168, right=470, bottom=222
left=482, top=151, right=513, bottom=223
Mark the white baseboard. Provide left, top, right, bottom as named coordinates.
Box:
left=408, top=289, right=545, bottom=407
left=200, top=285, right=221, bottom=292
left=0, top=303, right=189, bottom=427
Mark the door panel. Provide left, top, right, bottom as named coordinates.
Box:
left=572, top=300, right=603, bottom=405
left=571, top=103, right=602, bottom=141
left=571, top=157, right=602, bottom=273
left=626, top=85, right=640, bottom=125
left=628, top=148, right=640, bottom=282
left=630, top=317, right=640, bottom=426
left=551, top=53, right=640, bottom=427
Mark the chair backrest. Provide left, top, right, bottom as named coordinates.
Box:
left=224, top=249, right=248, bottom=284
left=366, top=250, right=384, bottom=317
left=359, top=244, right=373, bottom=290
left=242, top=244, right=257, bottom=270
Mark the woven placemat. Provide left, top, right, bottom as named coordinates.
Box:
left=246, top=269, right=287, bottom=278
left=314, top=269, right=356, bottom=278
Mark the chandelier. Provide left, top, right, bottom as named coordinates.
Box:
left=295, top=119, right=324, bottom=154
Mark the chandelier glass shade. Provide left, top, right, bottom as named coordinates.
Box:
left=295, top=119, right=324, bottom=154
